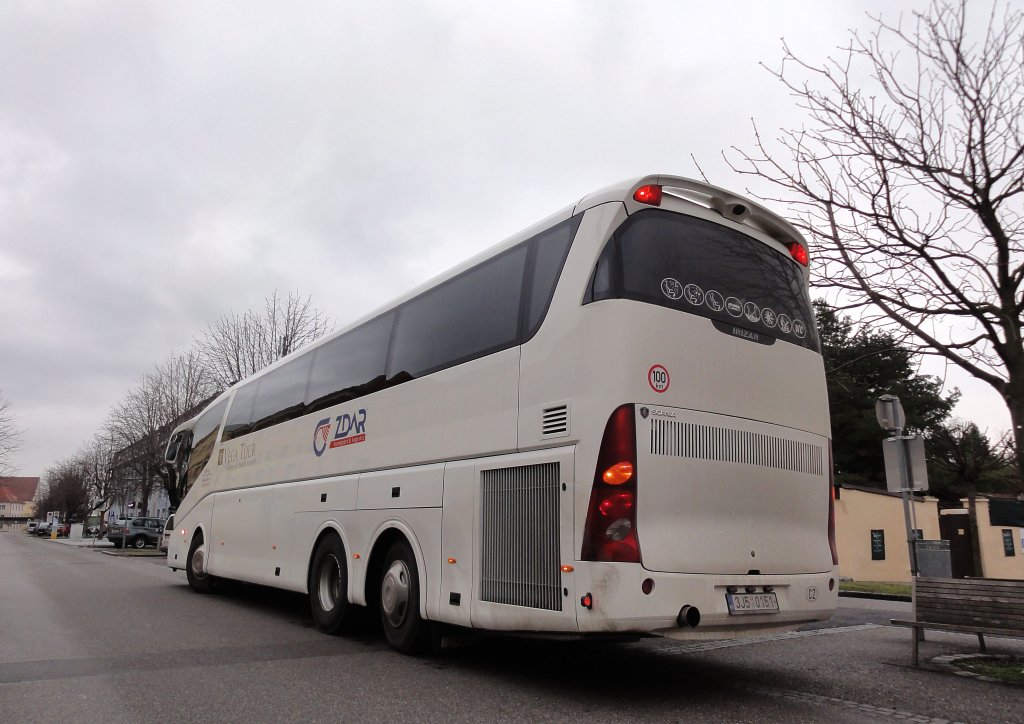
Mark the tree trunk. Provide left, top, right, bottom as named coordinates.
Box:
left=1003, top=382, right=1024, bottom=483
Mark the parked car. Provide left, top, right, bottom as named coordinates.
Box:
left=34, top=522, right=52, bottom=536
left=159, top=514, right=174, bottom=552
left=26, top=521, right=39, bottom=534
left=107, top=517, right=164, bottom=549
left=55, top=523, right=71, bottom=537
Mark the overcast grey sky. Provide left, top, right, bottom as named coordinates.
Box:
left=0, top=1, right=1010, bottom=476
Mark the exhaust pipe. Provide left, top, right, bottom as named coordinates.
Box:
left=677, top=605, right=701, bottom=628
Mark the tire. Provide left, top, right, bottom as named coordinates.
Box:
left=133, top=535, right=147, bottom=549
left=378, top=539, right=431, bottom=654
left=185, top=532, right=216, bottom=593
left=308, top=533, right=352, bottom=635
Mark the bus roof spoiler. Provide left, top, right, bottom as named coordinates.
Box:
left=573, top=175, right=808, bottom=251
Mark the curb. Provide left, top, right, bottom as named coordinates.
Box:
left=839, top=590, right=912, bottom=602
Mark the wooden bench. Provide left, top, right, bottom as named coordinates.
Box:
left=890, top=577, right=1024, bottom=666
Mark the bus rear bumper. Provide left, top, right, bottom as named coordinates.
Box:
left=573, top=563, right=838, bottom=637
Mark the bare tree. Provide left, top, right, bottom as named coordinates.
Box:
left=0, top=391, right=22, bottom=477
left=76, top=433, right=123, bottom=528
left=154, top=348, right=220, bottom=422
left=728, top=0, right=1024, bottom=474
left=104, top=350, right=221, bottom=513
left=37, top=457, right=90, bottom=523
left=105, top=373, right=165, bottom=516
left=196, top=289, right=333, bottom=388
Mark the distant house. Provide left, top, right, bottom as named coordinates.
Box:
left=0, top=477, right=40, bottom=520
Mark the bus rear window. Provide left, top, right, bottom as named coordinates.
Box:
left=585, top=209, right=819, bottom=352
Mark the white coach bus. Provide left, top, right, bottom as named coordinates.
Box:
left=164, top=175, right=838, bottom=653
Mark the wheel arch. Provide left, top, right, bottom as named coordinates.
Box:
left=363, top=520, right=429, bottom=619
left=305, top=522, right=351, bottom=597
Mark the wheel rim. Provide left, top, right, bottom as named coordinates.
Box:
left=317, top=553, right=342, bottom=612
left=381, top=559, right=411, bottom=628
left=135, top=537, right=145, bottom=549
left=191, top=543, right=207, bottom=579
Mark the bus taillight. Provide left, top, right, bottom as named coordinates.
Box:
left=582, top=404, right=642, bottom=564
left=633, top=184, right=662, bottom=206
left=602, top=462, right=633, bottom=485
left=788, top=242, right=809, bottom=266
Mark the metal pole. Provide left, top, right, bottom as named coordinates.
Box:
left=894, top=429, right=918, bottom=577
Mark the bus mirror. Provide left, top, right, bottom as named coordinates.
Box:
left=165, top=435, right=181, bottom=463
left=166, top=432, right=192, bottom=463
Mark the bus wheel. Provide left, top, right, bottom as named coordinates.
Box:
left=308, top=534, right=351, bottom=634
left=379, top=539, right=430, bottom=654
left=186, top=532, right=216, bottom=593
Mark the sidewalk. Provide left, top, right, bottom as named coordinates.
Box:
left=45, top=537, right=167, bottom=556
left=45, top=537, right=114, bottom=548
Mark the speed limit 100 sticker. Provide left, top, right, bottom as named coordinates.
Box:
left=648, top=364, right=670, bottom=393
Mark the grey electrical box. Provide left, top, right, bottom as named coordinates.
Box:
left=915, top=539, right=951, bottom=578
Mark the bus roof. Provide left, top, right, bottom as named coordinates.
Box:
left=226, top=175, right=807, bottom=392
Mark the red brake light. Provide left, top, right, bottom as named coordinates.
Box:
left=788, top=242, right=809, bottom=266
left=598, top=492, right=634, bottom=519
left=633, top=184, right=662, bottom=206
left=582, top=404, right=642, bottom=563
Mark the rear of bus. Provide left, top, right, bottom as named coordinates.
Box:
left=525, top=176, right=837, bottom=638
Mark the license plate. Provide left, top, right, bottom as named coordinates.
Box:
left=726, top=592, right=779, bottom=615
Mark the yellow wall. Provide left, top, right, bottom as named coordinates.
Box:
left=973, top=498, right=1024, bottom=580
left=834, top=487, right=940, bottom=582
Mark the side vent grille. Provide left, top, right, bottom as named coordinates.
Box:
left=541, top=403, right=569, bottom=438
left=480, top=462, right=562, bottom=611
left=651, top=419, right=824, bottom=476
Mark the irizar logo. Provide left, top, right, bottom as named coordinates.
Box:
left=731, top=326, right=760, bottom=342
left=313, top=409, right=368, bottom=457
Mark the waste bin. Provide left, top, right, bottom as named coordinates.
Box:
left=915, top=539, right=951, bottom=578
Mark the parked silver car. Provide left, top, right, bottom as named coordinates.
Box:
left=107, top=517, right=164, bottom=549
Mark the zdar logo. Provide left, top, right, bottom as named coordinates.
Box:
left=313, top=409, right=368, bottom=457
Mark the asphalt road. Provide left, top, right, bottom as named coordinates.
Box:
left=2, top=532, right=1021, bottom=723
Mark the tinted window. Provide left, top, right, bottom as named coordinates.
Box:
left=251, top=354, right=314, bottom=431
left=306, top=313, right=392, bottom=413
left=524, top=216, right=581, bottom=339
left=388, top=246, right=528, bottom=380
left=222, top=383, right=258, bottom=441
left=586, top=210, right=819, bottom=351
left=185, top=397, right=228, bottom=488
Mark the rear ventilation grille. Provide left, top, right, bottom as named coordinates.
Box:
left=541, top=403, right=569, bottom=438
left=480, top=462, right=562, bottom=611
left=650, top=419, right=823, bottom=476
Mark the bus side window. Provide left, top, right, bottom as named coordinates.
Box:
left=388, top=245, right=528, bottom=380
left=251, top=355, right=314, bottom=431
left=523, top=215, right=581, bottom=339
left=222, top=383, right=258, bottom=442
left=306, top=313, right=392, bottom=415
left=185, top=398, right=228, bottom=488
